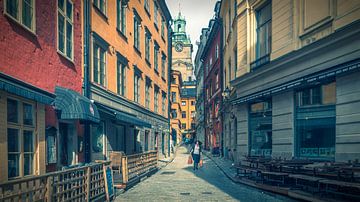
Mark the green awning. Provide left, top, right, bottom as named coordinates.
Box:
left=54, top=86, right=100, bottom=123
left=96, top=103, right=152, bottom=128
left=0, top=72, right=55, bottom=104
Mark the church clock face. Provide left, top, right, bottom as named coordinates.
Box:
left=175, top=42, right=183, bottom=52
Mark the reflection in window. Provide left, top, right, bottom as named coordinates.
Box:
left=249, top=100, right=272, bottom=157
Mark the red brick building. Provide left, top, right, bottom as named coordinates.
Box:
left=202, top=18, right=223, bottom=152
left=0, top=0, right=99, bottom=182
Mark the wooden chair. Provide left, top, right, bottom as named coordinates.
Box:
left=109, top=151, right=125, bottom=174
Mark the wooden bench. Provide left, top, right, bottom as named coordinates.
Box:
left=319, top=179, right=360, bottom=199
left=260, top=171, right=289, bottom=185
left=289, top=174, right=324, bottom=193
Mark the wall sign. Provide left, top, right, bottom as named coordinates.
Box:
left=103, top=166, right=115, bottom=201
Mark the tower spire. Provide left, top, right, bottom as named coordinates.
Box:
left=178, top=2, right=181, bottom=16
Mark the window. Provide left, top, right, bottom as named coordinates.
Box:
left=182, top=111, right=186, bottom=118
left=296, top=82, right=336, bottom=159
left=145, top=29, right=151, bottom=63
left=154, top=89, right=159, bottom=113
left=256, top=1, right=272, bottom=60
left=181, top=101, right=186, bottom=106
left=162, top=94, right=166, bottom=116
left=191, top=111, right=195, bottom=118
left=154, top=42, right=159, bottom=72
left=215, top=72, right=219, bottom=89
left=4, top=0, right=35, bottom=32
left=234, top=48, right=238, bottom=78
left=58, top=0, right=73, bottom=60
left=133, top=13, right=141, bottom=50
left=171, top=109, right=177, bottom=118
left=171, top=92, right=176, bottom=102
left=153, top=2, right=158, bottom=27
left=94, top=0, right=106, bottom=15
left=161, top=18, right=165, bottom=38
left=117, top=63, right=126, bottom=96
left=181, top=123, right=186, bottom=129
left=161, top=53, right=166, bottom=78
left=209, top=57, right=213, bottom=66
left=215, top=44, right=219, bottom=59
left=93, top=43, right=106, bottom=86
left=191, top=101, right=195, bottom=106
left=7, top=98, right=35, bottom=179
left=234, top=0, right=237, bottom=17
left=145, top=83, right=150, bottom=109
left=191, top=123, right=196, bottom=129
left=134, top=74, right=141, bottom=103
left=144, top=0, right=150, bottom=14
left=249, top=100, right=272, bottom=157
left=117, top=0, right=126, bottom=34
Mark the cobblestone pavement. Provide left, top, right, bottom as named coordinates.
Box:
left=116, top=146, right=297, bottom=202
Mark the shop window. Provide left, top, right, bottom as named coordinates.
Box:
left=7, top=98, right=35, bottom=179
left=249, top=100, right=272, bottom=157
left=295, top=82, right=336, bottom=159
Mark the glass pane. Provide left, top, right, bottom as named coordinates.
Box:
left=24, top=130, right=34, bottom=152
left=93, top=46, right=99, bottom=83
left=312, top=86, right=321, bottom=105
left=8, top=154, right=20, bottom=178
left=6, top=0, right=18, bottom=19
left=58, top=13, right=65, bottom=52
left=8, top=128, right=19, bottom=152
left=58, top=0, right=64, bottom=11
left=66, top=22, right=72, bottom=58
left=7, top=99, right=18, bottom=123
left=100, top=50, right=105, bottom=85
left=121, top=6, right=126, bottom=32
left=23, top=103, right=33, bottom=125
left=22, top=0, right=33, bottom=29
left=302, top=89, right=311, bottom=105
left=66, top=0, right=73, bottom=19
left=24, top=154, right=33, bottom=175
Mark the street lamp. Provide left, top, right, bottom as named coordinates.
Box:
left=222, top=86, right=231, bottom=100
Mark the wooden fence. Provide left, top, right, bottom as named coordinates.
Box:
left=0, top=161, right=110, bottom=202
left=121, top=151, right=158, bottom=187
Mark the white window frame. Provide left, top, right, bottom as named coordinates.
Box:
left=92, top=42, right=107, bottom=87
left=57, top=0, right=74, bottom=61
left=4, top=0, right=36, bottom=33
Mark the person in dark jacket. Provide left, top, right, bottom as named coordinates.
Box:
left=190, top=140, right=202, bottom=170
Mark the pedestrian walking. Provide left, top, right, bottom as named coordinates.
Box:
left=190, top=140, right=202, bottom=170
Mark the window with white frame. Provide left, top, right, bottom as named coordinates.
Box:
left=133, top=12, right=141, bottom=50
left=117, top=62, right=126, bottom=96
left=154, top=89, right=159, bottom=113
left=162, top=94, right=166, bottom=116
left=154, top=42, right=159, bottom=72
left=7, top=98, right=35, bottom=179
left=144, top=0, right=150, bottom=14
left=145, top=29, right=151, bottom=63
left=215, top=44, right=219, bottom=59
left=255, top=1, right=272, bottom=59
left=161, top=18, right=165, bottom=38
left=134, top=73, right=141, bottom=103
left=58, top=0, right=73, bottom=60
left=145, top=82, right=151, bottom=109
left=117, top=0, right=126, bottom=34
left=161, top=53, right=166, bottom=78
left=153, top=2, right=158, bottom=27
left=5, top=0, right=35, bottom=32
left=93, top=43, right=106, bottom=86
left=94, top=0, right=106, bottom=15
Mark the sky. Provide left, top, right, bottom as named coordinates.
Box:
left=166, top=0, right=218, bottom=61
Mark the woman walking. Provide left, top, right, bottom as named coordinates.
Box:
left=190, top=140, right=202, bottom=170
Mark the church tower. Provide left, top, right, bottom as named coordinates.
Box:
left=172, top=11, right=194, bottom=82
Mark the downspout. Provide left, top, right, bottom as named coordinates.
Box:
left=167, top=20, right=173, bottom=157
left=83, top=0, right=91, bottom=163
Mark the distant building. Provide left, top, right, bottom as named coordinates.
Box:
left=170, top=11, right=196, bottom=144
left=170, top=70, right=183, bottom=144
left=202, top=2, right=223, bottom=152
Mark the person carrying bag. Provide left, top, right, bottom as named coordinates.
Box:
left=190, top=140, right=202, bottom=171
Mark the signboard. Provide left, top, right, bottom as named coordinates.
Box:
left=103, top=166, right=115, bottom=201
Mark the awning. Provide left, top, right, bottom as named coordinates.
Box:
left=0, top=72, right=55, bottom=104
left=96, top=103, right=151, bottom=128
left=54, top=86, right=100, bottom=123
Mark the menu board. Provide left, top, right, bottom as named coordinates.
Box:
left=104, top=166, right=114, bottom=201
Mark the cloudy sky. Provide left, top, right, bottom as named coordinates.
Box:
left=166, top=0, right=218, bottom=61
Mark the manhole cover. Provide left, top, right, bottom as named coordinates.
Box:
left=202, top=192, right=212, bottom=195
left=161, top=171, right=176, bottom=175
left=180, top=192, right=191, bottom=195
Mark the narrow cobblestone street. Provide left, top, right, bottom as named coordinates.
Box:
left=117, top=147, right=296, bottom=201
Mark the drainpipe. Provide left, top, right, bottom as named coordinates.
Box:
left=167, top=20, right=173, bottom=157
left=83, top=0, right=91, bottom=163
left=219, top=18, right=224, bottom=158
